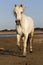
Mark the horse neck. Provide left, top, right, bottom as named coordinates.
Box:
left=20, top=14, right=26, bottom=27
left=21, top=14, right=25, bottom=21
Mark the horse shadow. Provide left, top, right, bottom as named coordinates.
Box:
left=0, top=35, right=31, bottom=57
left=0, top=47, right=23, bottom=57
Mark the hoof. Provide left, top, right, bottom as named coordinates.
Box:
left=19, top=47, right=22, bottom=51
left=19, top=54, right=26, bottom=57
left=23, top=53, right=26, bottom=57
left=22, top=55, right=26, bottom=57
left=30, top=51, right=32, bottom=53
left=30, top=48, right=32, bottom=53
left=17, top=45, right=22, bottom=51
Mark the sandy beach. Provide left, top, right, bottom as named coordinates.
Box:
left=0, top=30, right=43, bottom=65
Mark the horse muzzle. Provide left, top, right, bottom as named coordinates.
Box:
left=15, top=20, right=20, bottom=25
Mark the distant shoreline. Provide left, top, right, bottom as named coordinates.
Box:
left=0, top=30, right=43, bottom=35
left=0, top=31, right=16, bottom=34
left=0, top=28, right=43, bottom=34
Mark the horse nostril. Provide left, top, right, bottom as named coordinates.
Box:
left=15, top=20, right=17, bottom=23
left=17, top=20, right=20, bottom=22
left=15, top=20, right=20, bottom=25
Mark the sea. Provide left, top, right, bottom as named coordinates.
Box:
left=0, top=34, right=16, bottom=38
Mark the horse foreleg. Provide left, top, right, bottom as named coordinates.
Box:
left=30, top=37, right=33, bottom=53
left=23, top=34, right=28, bottom=56
left=17, top=34, right=21, bottom=48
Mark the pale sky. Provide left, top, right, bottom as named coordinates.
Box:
left=0, top=0, right=43, bottom=30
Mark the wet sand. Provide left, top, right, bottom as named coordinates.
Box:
left=0, top=31, right=43, bottom=65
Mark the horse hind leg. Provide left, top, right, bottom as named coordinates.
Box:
left=29, top=32, right=34, bottom=53
left=27, top=34, right=30, bottom=46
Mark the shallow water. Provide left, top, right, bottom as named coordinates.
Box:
left=0, top=34, right=16, bottom=38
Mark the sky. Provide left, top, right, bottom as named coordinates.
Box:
left=0, top=0, right=43, bottom=30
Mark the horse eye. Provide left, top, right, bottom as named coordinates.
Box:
left=14, top=12, right=16, bottom=15
left=21, top=12, right=23, bottom=14
left=14, top=12, right=17, bottom=17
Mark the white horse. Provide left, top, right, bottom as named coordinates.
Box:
left=13, top=4, right=34, bottom=56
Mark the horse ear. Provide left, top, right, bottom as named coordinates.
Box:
left=20, top=4, right=23, bottom=7
left=15, top=4, right=17, bottom=7
left=20, top=4, right=25, bottom=10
